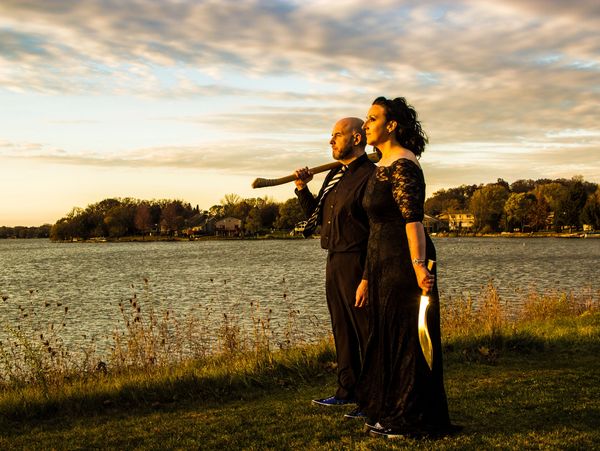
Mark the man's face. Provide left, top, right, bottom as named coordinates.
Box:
left=330, top=120, right=355, bottom=161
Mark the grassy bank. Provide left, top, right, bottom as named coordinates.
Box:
left=1, top=306, right=598, bottom=449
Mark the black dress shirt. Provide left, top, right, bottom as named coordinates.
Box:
left=296, top=153, right=375, bottom=253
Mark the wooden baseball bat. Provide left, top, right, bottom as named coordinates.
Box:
left=251, top=152, right=380, bottom=189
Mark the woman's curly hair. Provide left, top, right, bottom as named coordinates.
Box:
left=372, top=96, right=428, bottom=157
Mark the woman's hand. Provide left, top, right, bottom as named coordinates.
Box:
left=414, top=264, right=435, bottom=293
left=355, top=279, right=368, bottom=308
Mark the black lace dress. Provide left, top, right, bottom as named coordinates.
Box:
left=357, top=158, right=451, bottom=435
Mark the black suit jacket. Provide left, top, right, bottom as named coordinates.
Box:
left=295, top=153, right=375, bottom=253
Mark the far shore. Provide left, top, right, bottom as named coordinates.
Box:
left=2, top=231, right=599, bottom=242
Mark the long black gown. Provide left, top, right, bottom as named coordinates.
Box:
left=357, top=158, right=451, bottom=435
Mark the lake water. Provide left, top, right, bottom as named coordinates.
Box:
left=0, top=238, right=598, bottom=357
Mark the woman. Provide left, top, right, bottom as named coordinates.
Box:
left=355, top=96, right=454, bottom=439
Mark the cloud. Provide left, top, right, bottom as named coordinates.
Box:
left=0, top=1, right=598, bottom=192
left=1, top=1, right=596, bottom=89
left=0, top=138, right=329, bottom=175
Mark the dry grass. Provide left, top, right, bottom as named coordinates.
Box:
left=519, top=287, right=598, bottom=321
left=441, top=282, right=598, bottom=339
left=0, top=278, right=308, bottom=389
left=1, top=278, right=598, bottom=389
left=439, top=282, right=598, bottom=364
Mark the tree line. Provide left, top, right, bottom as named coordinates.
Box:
left=3, top=175, right=598, bottom=240
left=424, top=176, right=600, bottom=232
left=47, top=195, right=306, bottom=241
left=0, top=225, right=52, bottom=239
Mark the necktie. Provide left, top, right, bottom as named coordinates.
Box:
left=303, top=165, right=348, bottom=237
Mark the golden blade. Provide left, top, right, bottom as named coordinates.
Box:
left=418, top=294, right=433, bottom=370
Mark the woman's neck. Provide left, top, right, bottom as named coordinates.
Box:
left=377, top=141, right=418, bottom=167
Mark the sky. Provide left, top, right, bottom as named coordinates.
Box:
left=1, top=0, right=599, bottom=226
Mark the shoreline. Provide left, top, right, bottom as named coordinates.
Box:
left=54, top=231, right=600, bottom=242
left=2, top=232, right=599, bottom=242
left=0, top=231, right=600, bottom=243
left=431, top=231, right=600, bottom=239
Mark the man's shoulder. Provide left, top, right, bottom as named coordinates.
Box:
left=354, top=158, right=376, bottom=176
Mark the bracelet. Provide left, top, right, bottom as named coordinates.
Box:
left=412, top=258, right=426, bottom=266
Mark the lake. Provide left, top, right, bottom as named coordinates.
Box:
left=0, top=237, right=598, bottom=357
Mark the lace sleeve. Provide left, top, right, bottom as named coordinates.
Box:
left=390, top=159, right=425, bottom=223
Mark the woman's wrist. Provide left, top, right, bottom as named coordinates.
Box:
left=411, top=258, right=426, bottom=267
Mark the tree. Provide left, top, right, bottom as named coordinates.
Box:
left=258, top=200, right=279, bottom=231
left=510, top=179, right=535, bottom=193
left=50, top=207, right=86, bottom=240
left=245, top=207, right=262, bottom=234
left=160, top=201, right=186, bottom=234
left=134, top=203, right=153, bottom=235
left=561, top=178, right=588, bottom=230
left=534, top=183, right=569, bottom=231
left=104, top=204, right=135, bottom=238
left=50, top=219, right=71, bottom=241
left=221, top=193, right=242, bottom=217
left=208, top=204, right=224, bottom=219
left=504, top=192, right=536, bottom=231
left=275, top=198, right=305, bottom=229
left=529, top=195, right=551, bottom=231
left=424, top=184, right=478, bottom=216
left=580, top=188, right=600, bottom=230
left=230, top=200, right=253, bottom=227
left=496, top=178, right=510, bottom=191
left=469, top=184, right=509, bottom=232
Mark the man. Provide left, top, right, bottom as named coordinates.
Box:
left=294, top=117, right=375, bottom=410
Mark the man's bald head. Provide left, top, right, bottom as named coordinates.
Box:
left=337, top=117, right=366, bottom=146
left=330, top=117, right=367, bottom=163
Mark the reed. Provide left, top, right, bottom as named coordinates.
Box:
left=439, top=282, right=599, bottom=364
left=0, top=278, right=597, bottom=391
left=1, top=280, right=598, bottom=450
left=0, top=277, right=312, bottom=390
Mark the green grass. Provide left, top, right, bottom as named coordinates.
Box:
left=1, top=313, right=598, bottom=450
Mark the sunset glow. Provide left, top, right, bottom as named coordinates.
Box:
left=1, top=0, right=598, bottom=226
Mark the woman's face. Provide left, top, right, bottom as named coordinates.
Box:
left=363, top=104, right=389, bottom=147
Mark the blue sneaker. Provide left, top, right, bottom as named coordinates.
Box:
left=344, top=407, right=367, bottom=419
left=311, top=396, right=356, bottom=406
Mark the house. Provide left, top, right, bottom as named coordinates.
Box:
left=215, top=217, right=242, bottom=236
left=437, top=212, right=474, bottom=231
left=202, top=217, right=218, bottom=234
left=182, top=226, right=205, bottom=237
left=289, top=220, right=307, bottom=236
left=422, top=214, right=445, bottom=234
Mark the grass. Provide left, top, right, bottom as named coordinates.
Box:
left=0, top=314, right=598, bottom=449
left=0, top=285, right=598, bottom=449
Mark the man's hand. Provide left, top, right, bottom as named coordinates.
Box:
left=355, top=279, right=368, bottom=308
left=294, top=167, right=313, bottom=190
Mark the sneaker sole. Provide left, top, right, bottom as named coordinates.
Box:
left=311, top=400, right=356, bottom=407
left=368, top=429, right=405, bottom=440
left=344, top=414, right=367, bottom=420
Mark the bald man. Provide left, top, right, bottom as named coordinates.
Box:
left=295, top=118, right=375, bottom=411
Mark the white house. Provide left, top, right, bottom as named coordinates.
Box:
left=215, top=217, right=242, bottom=236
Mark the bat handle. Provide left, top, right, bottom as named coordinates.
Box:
left=421, top=259, right=436, bottom=295
left=427, top=259, right=436, bottom=272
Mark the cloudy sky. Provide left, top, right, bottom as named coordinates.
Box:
left=1, top=0, right=599, bottom=226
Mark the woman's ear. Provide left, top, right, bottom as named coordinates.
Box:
left=387, top=120, right=397, bottom=134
